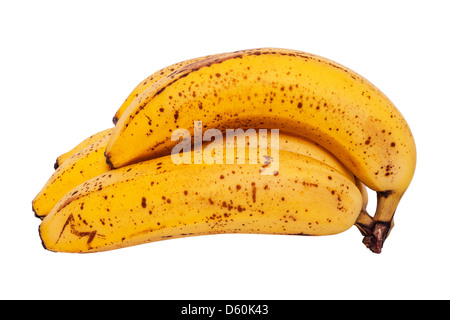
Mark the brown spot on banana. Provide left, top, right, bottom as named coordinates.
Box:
left=56, top=214, right=98, bottom=247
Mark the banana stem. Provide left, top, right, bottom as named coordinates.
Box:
left=354, top=208, right=386, bottom=254
left=354, top=208, right=375, bottom=237
left=358, top=191, right=403, bottom=253
left=355, top=206, right=395, bottom=254
left=362, top=222, right=390, bottom=254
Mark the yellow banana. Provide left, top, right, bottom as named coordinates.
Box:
left=32, top=130, right=355, bottom=219
left=113, top=53, right=225, bottom=125
left=105, top=47, right=416, bottom=252
left=39, top=148, right=363, bottom=253
left=32, top=135, right=110, bottom=219
left=54, top=128, right=113, bottom=169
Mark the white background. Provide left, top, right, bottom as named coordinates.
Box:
left=1, top=0, right=449, bottom=300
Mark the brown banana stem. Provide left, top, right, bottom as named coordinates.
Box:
left=354, top=208, right=374, bottom=237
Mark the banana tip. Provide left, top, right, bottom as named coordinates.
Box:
left=32, top=203, right=45, bottom=220
left=38, top=224, right=52, bottom=252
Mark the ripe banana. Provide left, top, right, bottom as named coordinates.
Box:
left=32, top=129, right=356, bottom=219
left=54, top=128, right=113, bottom=169
left=39, top=148, right=363, bottom=253
left=105, top=47, right=416, bottom=252
left=33, top=135, right=110, bottom=219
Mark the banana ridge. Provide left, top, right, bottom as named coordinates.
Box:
left=113, top=52, right=230, bottom=124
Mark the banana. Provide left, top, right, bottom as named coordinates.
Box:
left=54, top=128, right=113, bottom=169
left=32, top=129, right=355, bottom=219
left=39, top=148, right=363, bottom=253
left=105, top=47, right=416, bottom=252
left=113, top=53, right=226, bottom=125
left=32, top=135, right=110, bottom=219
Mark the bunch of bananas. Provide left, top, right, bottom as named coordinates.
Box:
left=33, top=48, right=416, bottom=254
